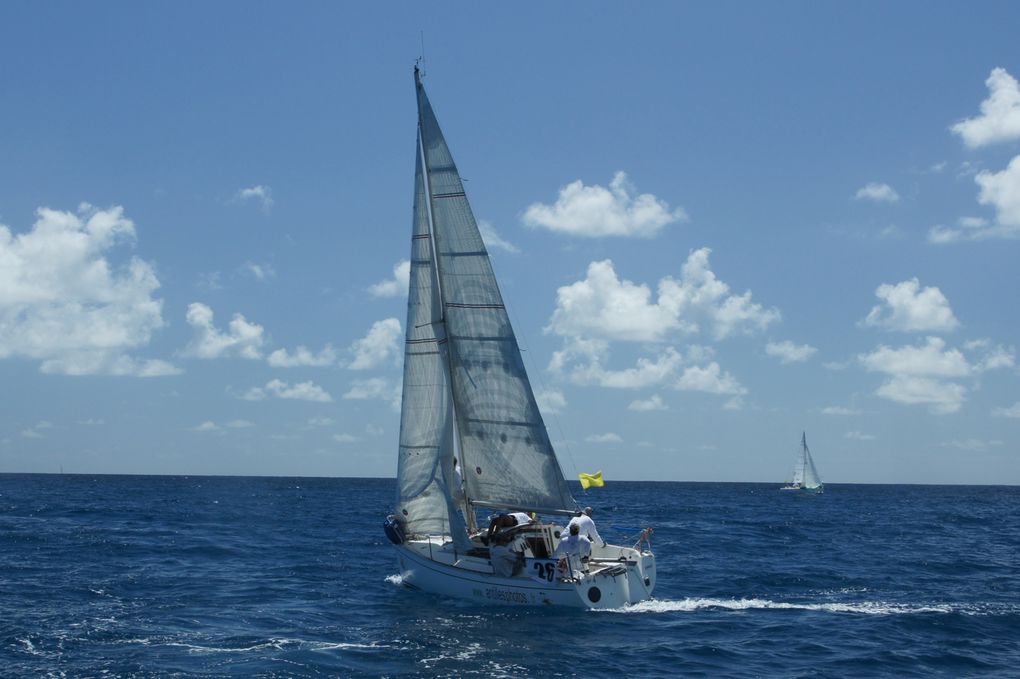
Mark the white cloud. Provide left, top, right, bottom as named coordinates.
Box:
left=992, top=402, right=1020, bottom=418
left=859, top=337, right=971, bottom=378
left=547, top=249, right=779, bottom=343
left=347, top=318, right=401, bottom=370
left=939, top=438, right=1004, bottom=451
left=242, top=261, right=275, bottom=280
left=369, top=260, right=411, bottom=298
left=267, top=344, right=337, bottom=367
left=192, top=421, right=220, bottom=432
left=183, top=303, right=265, bottom=360
left=766, top=340, right=817, bottom=364
left=875, top=376, right=968, bottom=414
left=675, top=363, right=747, bottom=396
left=333, top=433, right=358, bottom=444
left=950, top=67, right=1020, bottom=148
left=225, top=419, right=254, bottom=428
left=523, top=171, right=687, bottom=238
left=862, top=278, right=959, bottom=333
left=243, top=379, right=332, bottom=402
left=586, top=432, right=623, bottom=444
left=551, top=340, right=682, bottom=389
left=845, top=430, right=875, bottom=441
left=307, top=416, right=335, bottom=427
left=975, top=155, right=1020, bottom=230
left=479, top=220, right=520, bottom=254
left=859, top=338, right=1013, bottom=414
left=535, top=388, right=567, bottom=415
left=628, top=395, right=667, bottom=411
left=343, top=377, right=402, bottom=410
left=0, top=204, right=176, bottom=377
left=233, top=185, right=274, bottom=212
left=822, top=406, right=862, bottom=416
left=854, top=182, right=900, bottom=203
left=550, top=339, right=745, bottom=399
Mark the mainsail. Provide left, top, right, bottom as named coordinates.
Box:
left=800, top=432, right=822, bottom=490
left=404, top=67, right=575, bottom=518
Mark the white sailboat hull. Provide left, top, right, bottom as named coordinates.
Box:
left=392, top=536, right=656, bottom=609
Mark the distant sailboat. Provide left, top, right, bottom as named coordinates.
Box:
left=781, top=432, right=823, bottom=493
left=383, top=66, right=656, bottom=608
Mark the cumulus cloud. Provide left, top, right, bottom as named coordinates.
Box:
left=343, top=377, right=401, bottom=410
left=479, top=220, right=521, bottom=254
left=191, top=421, right=221, bottom=432
left=369, top=260, right=411, bottom=298
left=628, top=394, right=667, bottom=411
left=523, top=171, right=687, bottom=238
left=267, top=344, right=337, bottom=368
left=975, top=155, right=1020, bottom=230
left=347, top=318, right=402, bottom=370
left=242, top=261, right=275, bottom=280
left=766, top=340, right=818, bottom=364
left=0, top=204, right=177, bottom=376
left=586, top=432, right=623, bottom=444
left=547, top=249, right=779, bottom=343
left=860, top=337, right=971, bottom=378
left=854, top=182, right=900, bottom=203
left=183, top=303, right=265, bottom=359
left=931, top=156, right=1020, bottom=242
left=675, top=363, right=748, bottom=396
left=862, top=278, right=959, bottom=333
left=550, top=337, right=745, bottom=401
left=845, top=431, right=875, bottom=441
left=822, top=406, right=862, bottom=416
left=233, top=185, right=274, bottom=212
left=858, top=337, right=1012, bottom=414
left=992, top=402, right=1020, bottom=418
left=535, top=388, right=567, bottom=415
left=333, top=433, right=358, bottom=444
left=950, top=67, right=1020, bottom=148
left=242, top=379, right=333, bottom=402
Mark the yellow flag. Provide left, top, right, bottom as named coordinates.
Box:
left=579, top=471, right=605, bottom=489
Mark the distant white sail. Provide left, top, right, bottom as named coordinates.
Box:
left=785, top=432, right=823, bottom=492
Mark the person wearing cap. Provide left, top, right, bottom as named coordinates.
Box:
left=565, top=506, right=606, bottom=548
left=553, top=523, right=592, bottom=579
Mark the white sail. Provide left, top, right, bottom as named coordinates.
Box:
left=783, top=432, right=823, bottom=492
left=801, top=433, right=822, bottom=490
left=394, top=132, right=465, bottom=543
left=414, top=70, right=574, bottom=514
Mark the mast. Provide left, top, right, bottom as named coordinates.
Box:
left=415, top=66, right=476, bottom=533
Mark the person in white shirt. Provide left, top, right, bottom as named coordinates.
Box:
left=565, top=507, right=606, bottom=548
left=553, top=523, right=592, bottom=579
left=490, top=532, right=527, bottom=577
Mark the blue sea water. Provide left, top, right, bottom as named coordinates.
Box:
left=1, top=475, right=1018, bottom=677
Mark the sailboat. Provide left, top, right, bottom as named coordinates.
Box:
left=781, top=432, right=824, bottom=493
left=383, top=66, right=656, bottom=608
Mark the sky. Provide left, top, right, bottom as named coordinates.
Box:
left=1, top=2, right=1019, bottom=484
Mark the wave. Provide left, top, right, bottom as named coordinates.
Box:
left=164, top=637, right=394, bottom=654
left=603, top=597, right=982, bottom=616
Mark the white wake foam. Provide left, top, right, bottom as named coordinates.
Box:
left=604, top=597, right=955, bottom=615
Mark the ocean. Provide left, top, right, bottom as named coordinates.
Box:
left=1, top=474, right=1017, bottom=677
